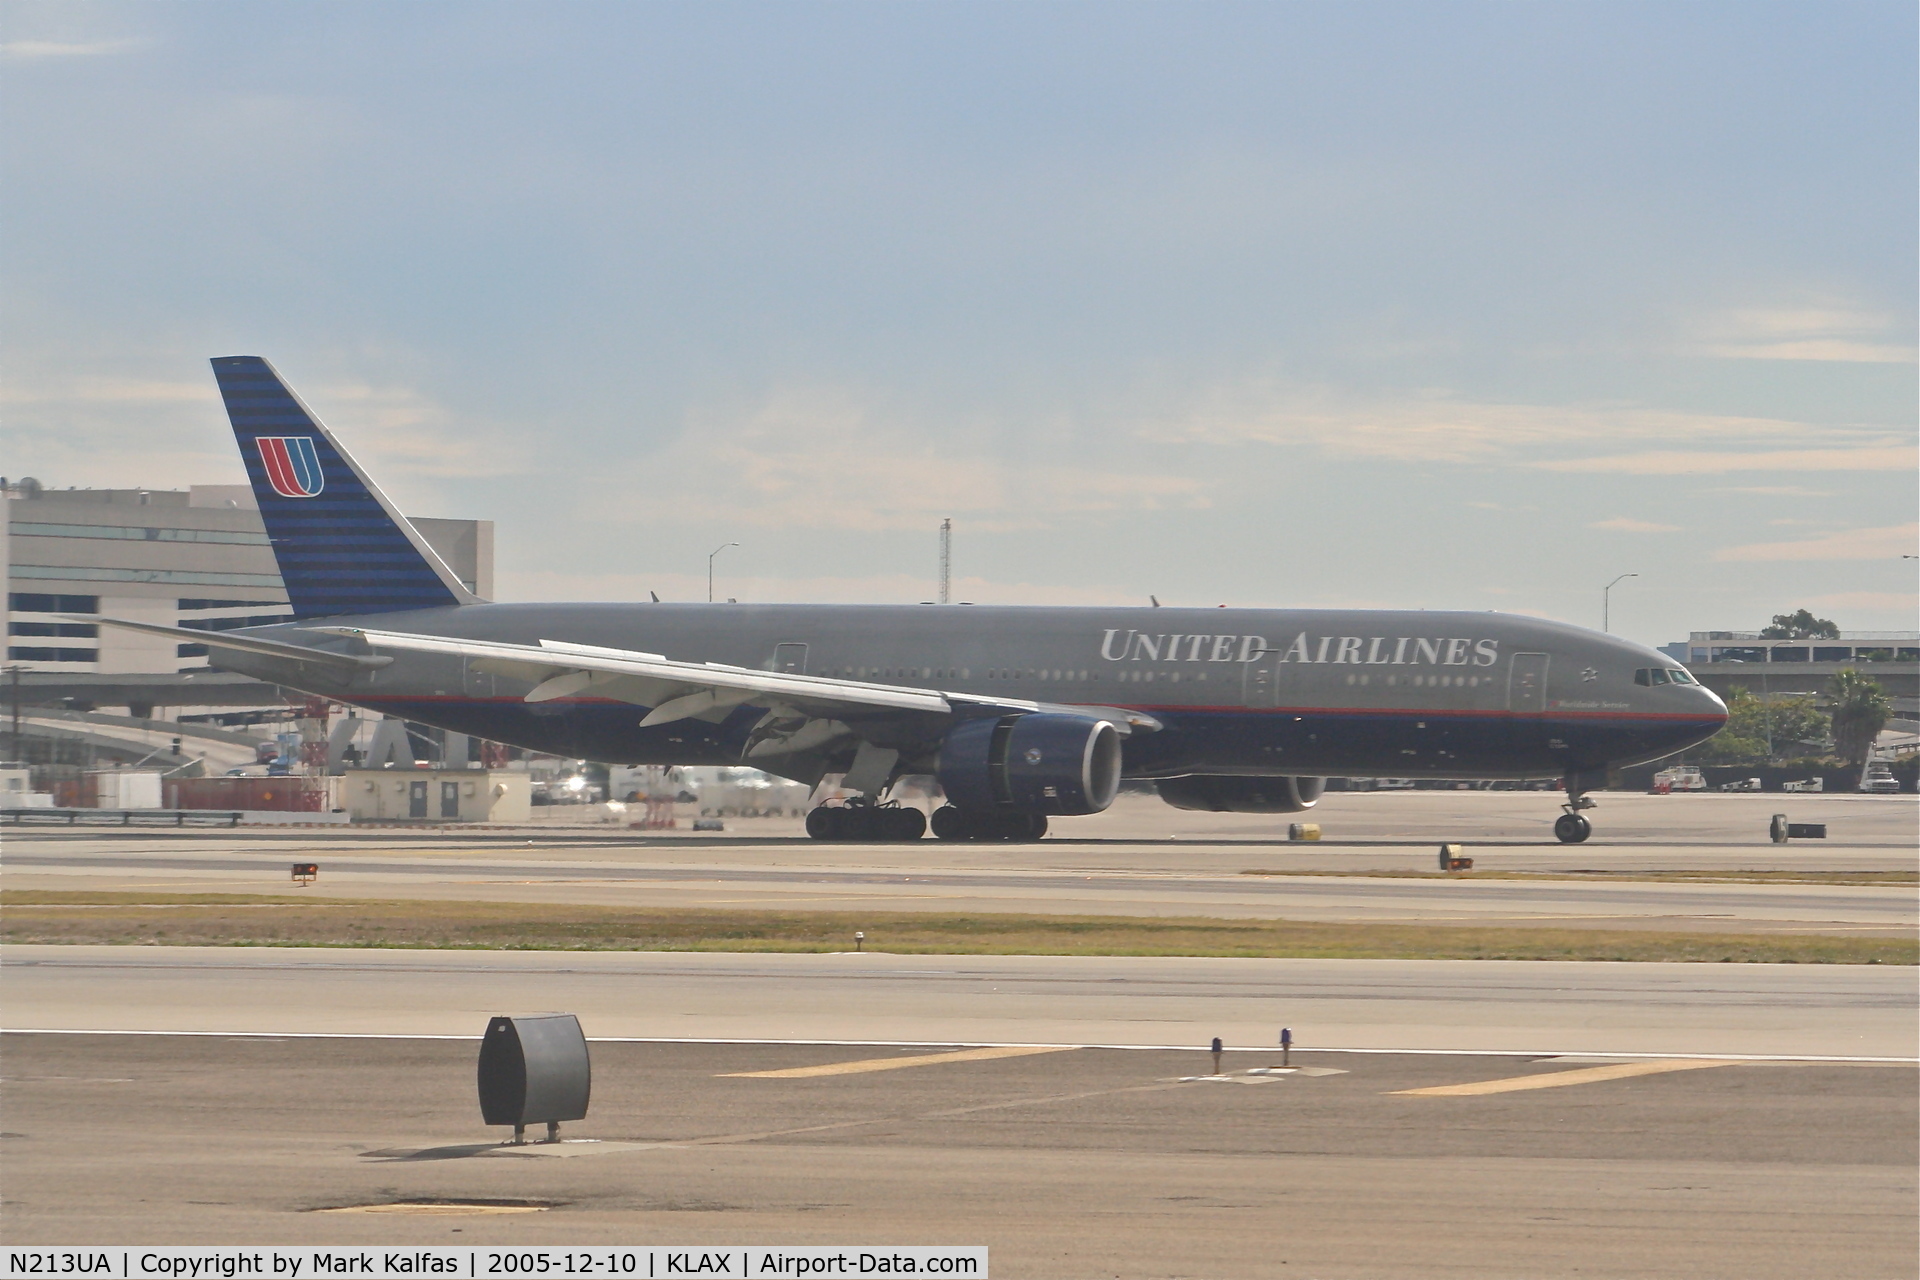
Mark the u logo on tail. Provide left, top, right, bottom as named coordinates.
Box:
left=256, top=436, right=326, bottom=498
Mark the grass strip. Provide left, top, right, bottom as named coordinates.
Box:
left=1238, top=869, right=1918, bottom=886
left=2, top=891, right=1911, bottom=964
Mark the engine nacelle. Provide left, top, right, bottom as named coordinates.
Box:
left=937, top=713, right=1123, bottom=816
left=1156, top=775, right=1325, bottom=813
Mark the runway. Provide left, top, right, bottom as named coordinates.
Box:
left=7, top=791, right=1916, bottom=935
left=8, top=945, right=1914, bottom=1058
left=6, top=790, right=1914, bottom=1274
left=5, top=1032, right=1913, bottom=1277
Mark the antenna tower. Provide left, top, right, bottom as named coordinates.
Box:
left=938, top=518, right=952, bottom=604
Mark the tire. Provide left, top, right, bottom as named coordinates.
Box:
left=886, top=807, right=927, bottom=841
left=805, top=806, right=838, bottom=840
left=1553, top=812, right=1591, bottom=843
left=930, top=806, right=971, bottom=841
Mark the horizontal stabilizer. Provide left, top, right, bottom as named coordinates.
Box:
left=82, top=615, right=392, bottom=671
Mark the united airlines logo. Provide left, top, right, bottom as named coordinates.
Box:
left=256, top=436, right=325, bottom=498
left=1098, top=629, right=1501, bottom=667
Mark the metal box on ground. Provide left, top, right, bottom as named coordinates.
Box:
left=478, top=1014, right=590, bottom=1142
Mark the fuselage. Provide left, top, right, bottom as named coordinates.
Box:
left=220, top=602, right=1726, bottom=783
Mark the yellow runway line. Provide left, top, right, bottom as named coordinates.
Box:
left=1392, top=1058, right=1741, bottom=1096
left=722, top=1045, right=1074, bottom=1078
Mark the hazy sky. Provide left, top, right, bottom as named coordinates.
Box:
left=4, top=1, right=1915, bottom=646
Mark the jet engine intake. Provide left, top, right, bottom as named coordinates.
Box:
left=937, top=713, right=1122, bottom=816
left=1156, top=774, right=1325, bottom=813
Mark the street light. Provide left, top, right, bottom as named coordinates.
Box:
left=1602, top=573, right=1638, bottom=633
left=707, top=542, right=739, bottom=603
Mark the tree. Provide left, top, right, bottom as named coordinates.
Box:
left=1828, top=669, right=1891, bottom=771
left=1691, top=689, right=1828, bottom=765
left=1760, top=609, right=1839, bottom=640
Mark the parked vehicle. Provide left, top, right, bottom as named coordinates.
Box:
left=1861, top=762, right=1900, bottom=795
left=1651, top=766, right=1706, bottom=793
left=1781, top=776, right=1824, bottom=793
left=1716, top=777, right=1763, bottom=792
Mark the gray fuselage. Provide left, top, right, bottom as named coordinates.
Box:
left=219, top=602, right=1727, bottom=784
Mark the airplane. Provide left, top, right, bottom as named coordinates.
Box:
left=84, top=356, right=1728, bottom=844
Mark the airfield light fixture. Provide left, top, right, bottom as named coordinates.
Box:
left=708, top=542, right=740, bottom=603
left=1602, top=573, right=1639, bottom=633
left=478, top=1013, right=590, bottom=1144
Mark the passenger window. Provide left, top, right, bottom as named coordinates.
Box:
left=1648, top=668, right=1669, bottom=686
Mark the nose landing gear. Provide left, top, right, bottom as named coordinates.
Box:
left=1552, top=810, right=1592, bottom=843
left=1554, top=779, right=1598, bottom=843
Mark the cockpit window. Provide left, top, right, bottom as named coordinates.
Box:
left=1648, top=668, right=1670, bottom=686
left=1635, top=667, right=1695, bottom=687
left=1667, top=668, right=1695, bottom=684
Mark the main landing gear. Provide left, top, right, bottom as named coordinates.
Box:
left=805, top=801, right=927, bottom=842
left=930, top=806, right=1048, bottom=843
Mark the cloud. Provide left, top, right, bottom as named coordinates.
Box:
left=0, top=39, right=139, bottom=59
left=1589, top=517, right=1683, bottom=533
left=1694, top=306, right=1918, bottom=365
left=1712, top=523, right=1919, bottom=562
left=1801, top=591, right=1920, bottom=613
left=1537, top=445, right=1915, bottom=475
left=1712, top=486, right=1835, bottom=497
left=0, top=376, right=214, bottom=406
left=587, top=385, right=1210, bottom=532
left=306, top=381, right=533, bottom=480
left=1140, top=381, right=1891, bottom=472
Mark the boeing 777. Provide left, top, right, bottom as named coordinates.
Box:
left=85, top=357, right=1727, bottom=843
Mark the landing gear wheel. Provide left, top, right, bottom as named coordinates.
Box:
left=1553, top=812, right=1592, bottom=843
left=931, top=805, right=970, bottom=841
left=805, top=806, right=842, bottom=841
left=931, top=807, right=1048, bottom=841
left=884, top=806, right=927, bottom=841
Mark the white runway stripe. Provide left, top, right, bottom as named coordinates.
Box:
left=4, top=1028, right=1913, bottom=1063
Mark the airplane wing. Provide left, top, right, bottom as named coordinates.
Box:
left=318, top=628, right=1160, bottom=757
left=75, top=615, right=393, bottom=672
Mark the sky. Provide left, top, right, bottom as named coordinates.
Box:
left=3, top=1, right=1915, bottom=648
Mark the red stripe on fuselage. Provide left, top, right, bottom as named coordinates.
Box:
left=342, top=692, right=1718, bottom=726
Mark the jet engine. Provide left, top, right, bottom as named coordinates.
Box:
left=936, top=713, right=1123, bottom=816
left=1156, top=774, right=1325, bottom=813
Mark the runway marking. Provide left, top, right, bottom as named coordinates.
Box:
left=722, top=1045, right=1072, bottom=1077
left=6, top=1030, right=1915, bottom=1064
left=1392, top=1058, right=1741, bottom=1096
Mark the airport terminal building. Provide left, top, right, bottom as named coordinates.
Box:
left=5, top=476, right=489, bottom=680
left=3, top=476, right=493, bottom=779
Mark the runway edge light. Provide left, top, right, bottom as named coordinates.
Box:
left=478, top=1013, right=591, bottom=1144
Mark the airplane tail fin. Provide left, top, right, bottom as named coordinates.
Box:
left=211, top=356, right=481, bottom=620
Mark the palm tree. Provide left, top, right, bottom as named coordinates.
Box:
left=1828, top=668, right=1892, bottom=784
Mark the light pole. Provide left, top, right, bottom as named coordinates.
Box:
left=1602, top=573, right=1638, bottom=633
left=707, top=542, right=739, bottom=604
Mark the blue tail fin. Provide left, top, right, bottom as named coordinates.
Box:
left=211, top=356, right=480, bottom=620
